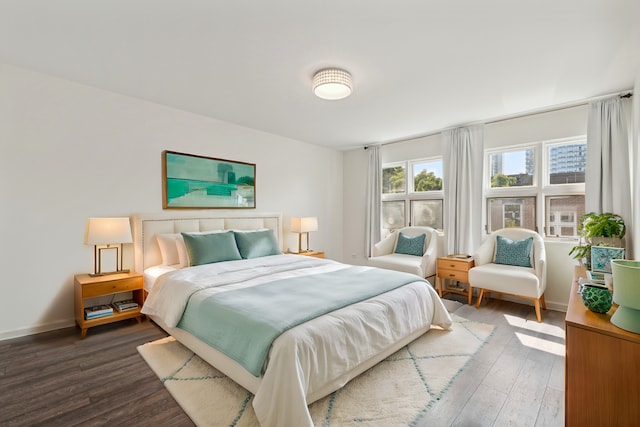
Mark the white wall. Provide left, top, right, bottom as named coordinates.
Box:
left=0, top=64, right=343, bottom=339
left=343, top=105, right=589, bottom=311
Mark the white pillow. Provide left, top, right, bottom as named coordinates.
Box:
left=156, top=234, right=182, bottom=266
left=176, top=235, right=188, bottom=267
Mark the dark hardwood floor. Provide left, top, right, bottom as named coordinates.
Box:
left=0, top=319, right=194, bottom=427
left=0, top=297, right=566, bottom=427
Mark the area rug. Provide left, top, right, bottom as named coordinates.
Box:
left=137, top=314, right=493, bottom=427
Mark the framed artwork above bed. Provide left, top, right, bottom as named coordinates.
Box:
left=162, top=150, right=256, bottom=209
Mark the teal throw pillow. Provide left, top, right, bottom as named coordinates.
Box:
left=394, top=232, right=426, bottom=257
left=234, top=229, right=282, bottom=259
left=494, top=235, right=533, bottom=267
left=181, top=231, right=242, bottom=266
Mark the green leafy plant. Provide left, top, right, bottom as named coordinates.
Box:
left=569, top=212, right=626, bottom=268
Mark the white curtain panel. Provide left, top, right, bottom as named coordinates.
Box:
left=365, top=145, right=381, bottom=257
left=586, top=96, right=633, bottom=257
left=444, top=125, right=484, bottom=256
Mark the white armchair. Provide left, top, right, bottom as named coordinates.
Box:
left=469, top=228, right=547, bottom=322
left=368, top=226, right=438, bottom=281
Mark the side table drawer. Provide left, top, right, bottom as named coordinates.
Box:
left=437, top=258, right=472, bottom=272
left=83, top=277, right=142, bottom=298
left=438, top=268, right=469, bottom=282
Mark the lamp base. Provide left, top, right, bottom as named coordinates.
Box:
left=611, top=306, right=640, bottom=334
left=89, top=269, right=130, bottom=277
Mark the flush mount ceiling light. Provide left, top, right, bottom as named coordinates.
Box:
left=312, top=68, right=353, bottom=100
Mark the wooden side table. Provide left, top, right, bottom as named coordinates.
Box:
left=287, top=251, right=325, bottom=259
left=436, top=256, right=475, bottom=305
left=74, top=272, right=144, bottom=338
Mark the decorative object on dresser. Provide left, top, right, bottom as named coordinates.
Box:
left=568, top=212, right=626, bottom=270
left=610, top=259, right=640, bottom=333
left=74, top=272, right=144, bottom=338
left=565, top=266, right=640, bottom=426
left=290, top=216, right=318, bottom=253
left=162, top=150, right=256, bottom=209
left=84, top=217, right=133, bottom=276
left=470, top=228, right=547, bottom=322
left=579, top=283, right=613, bottom=314
left=436, top=255, right=474, bottom=305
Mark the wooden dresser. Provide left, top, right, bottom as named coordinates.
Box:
left=565, top=266, right=640, bottom=426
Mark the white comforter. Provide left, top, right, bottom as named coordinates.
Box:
left=142, top=254, right=452, bottom=427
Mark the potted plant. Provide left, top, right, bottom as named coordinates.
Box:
left=569, top=212, right=626, bottom=269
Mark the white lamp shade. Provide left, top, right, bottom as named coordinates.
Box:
left=312, top=69, right=353, bottom=100
left=291, top=217, right=318, bottom=233
left=84, top=217, right=133, bottom=245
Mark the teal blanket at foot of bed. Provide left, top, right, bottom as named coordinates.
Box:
left=177, top=266, right=425, bottom=376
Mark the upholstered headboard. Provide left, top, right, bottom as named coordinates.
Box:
left=132, top=212, right=283, bottom=273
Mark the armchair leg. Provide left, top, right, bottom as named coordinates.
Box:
left=534, top=299, right=542, bottom=323
left=540, top=293, right=547, bottom=310
left=476, top=289, right=484, bottom=308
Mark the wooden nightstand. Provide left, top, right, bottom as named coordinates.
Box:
left=436, top=256, right=475, bottom=305
left=287, top=251, right=325, bottom=259
left=74, top=272, right=144, bottom=338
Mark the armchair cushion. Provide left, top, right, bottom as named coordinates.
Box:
left=494, top=235, right=533, bottom=267
left=394, top=232, right=426, bottom=256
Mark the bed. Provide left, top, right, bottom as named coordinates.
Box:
left=133, top=212, right=452, bottom=427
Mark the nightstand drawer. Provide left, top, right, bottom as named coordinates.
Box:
left=83, top=277, right=142, bottom=298
left=437, top=258, right=473, bottom=272
left=437, top=268, right=469, bottom=282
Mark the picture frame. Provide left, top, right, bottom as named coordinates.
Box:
left=591, top=246, right=625, bottom=274
left=162, top=150, right=256, bottom=209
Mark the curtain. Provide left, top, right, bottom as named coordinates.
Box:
left=586, top=96, right=633, bottom=257
left=365, top=145, right=381, bottom=257
left=443, top=125, right=484, bottom=255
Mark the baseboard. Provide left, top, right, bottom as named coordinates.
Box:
left=0, top=318, right=75, bottom=341
left=487, top=293, right=567, bottom=313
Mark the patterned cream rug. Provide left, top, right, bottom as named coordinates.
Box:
left=138, top=313, right=493, bottom=427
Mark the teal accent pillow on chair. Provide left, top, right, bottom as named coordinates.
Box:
left=494, top=235, right=533, bottom=267
left=394, top=232, right=426, bottom=257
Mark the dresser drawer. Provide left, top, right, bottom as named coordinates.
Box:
left=438, top=268, right=470, bottom=282
left=82, top=277, right=142, bottom=298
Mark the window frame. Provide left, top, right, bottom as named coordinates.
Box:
left=483, top=136, right=586, bottom=239
left=381, top=156, right=444, bottom=233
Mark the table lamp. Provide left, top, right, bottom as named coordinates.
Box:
left=291, top=217, right=318, bottom=253
left=84, top=217, right=133, bottom=276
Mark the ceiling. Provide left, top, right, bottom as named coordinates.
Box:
left=1, top=1, right=639, bottom=150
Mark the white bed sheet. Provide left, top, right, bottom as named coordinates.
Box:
left=142, top=254, right=452, bottom=427
left=142, top=264, right=179, bottom=292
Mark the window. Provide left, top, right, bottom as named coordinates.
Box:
left=484, top=137, right=586, bottom=237
left=382, top=164, right=405, bottom=194
left=381, top=158, right=443, bottom=234
left=489, top=148, right=535, bottom=188
left=487, top=197, right=536, bottom=232
left=546, top=195, right=585, bottom=237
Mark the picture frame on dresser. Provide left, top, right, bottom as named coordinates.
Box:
left=162, top=150, right=256, bottom=209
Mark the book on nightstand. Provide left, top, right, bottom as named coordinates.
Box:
left=112, top=299, right=140, bottom=312
left=85, top=304, right=114, bottom=320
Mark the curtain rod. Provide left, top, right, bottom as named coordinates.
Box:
left=366, top=90, right=633, bottom=149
